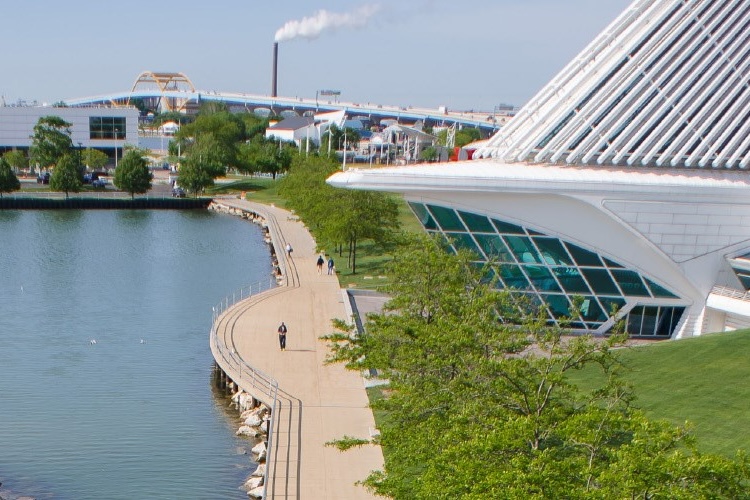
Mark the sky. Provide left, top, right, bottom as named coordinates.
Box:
left=1, top=0, right=633, bottom=112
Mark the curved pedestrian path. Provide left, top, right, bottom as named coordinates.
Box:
left=212, top=198, right=384, bottom=499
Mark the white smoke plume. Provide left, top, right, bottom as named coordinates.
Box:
left=274, top=5, right=381, bottom=43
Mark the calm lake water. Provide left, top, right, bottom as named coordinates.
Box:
left=0, top=209, right=272, bottom=499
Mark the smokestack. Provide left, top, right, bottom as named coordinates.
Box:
left=272, top=42, right=278, bottom=98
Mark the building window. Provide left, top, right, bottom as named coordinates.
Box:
left=90, top=117, right=126, bottom=140
left=408, top=202, right=687, bottom=337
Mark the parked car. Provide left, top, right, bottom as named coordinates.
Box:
left=91, top=178, right=107, bottom=188
left=172, top=187, right=186, bottom=198
left=36, top=172, right=50, bottom=184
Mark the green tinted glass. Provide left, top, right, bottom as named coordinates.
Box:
left=564, top=242, right=603, bottom=267
left=644, top=278, right=677, bottom=298
left=552, top=267, right=591, bottom=294
left=542, top=294, right=572, bottom=318
left=533, top=237, right=573, bottom=266
left=612, top=270, right=650, bottom=297
left=446, top=232, right=481, bottom=256
left=427, top=205, right=465, bottom=231
left=458, top=211, right=495, bottom=232
left=474, top=234, right=513, bottom=262
left=523, top=265, right=561, bottom=292
left=505, top=236, right=542, bottom=264
left=492, top=219, right=525, bottom=234
left=498, top=264, right=530, bottom=289
left=409, top=202, right=438, bottom=230
left=581, top=268, right=620, bottom=295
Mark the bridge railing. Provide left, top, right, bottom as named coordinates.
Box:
left=209, top=278, right=279, bottom=499
left=710, top=285, right=750, bottom=301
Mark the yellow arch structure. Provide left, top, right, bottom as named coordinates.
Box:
left=127, top=71, right=197, bottom=112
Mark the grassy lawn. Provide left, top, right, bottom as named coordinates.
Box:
left=208, top=176, right=289, bottom=208
left=570, top=330, right=750, bottom=457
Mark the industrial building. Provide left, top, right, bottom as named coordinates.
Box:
left=328, top=0, right=750, bottom=339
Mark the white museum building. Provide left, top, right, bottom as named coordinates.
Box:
left=328, top=0, right=750, bottom=339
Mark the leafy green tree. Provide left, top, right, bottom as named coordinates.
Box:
left=176, top=110, right=244, bottom=169
left=320, top=124, right=361, bottom=154
left=82, top=148, right=109, bottom=171
left=49, top=153, right=82, bottom=199
left=0, top=157, right=20, bottom=198
left=238, top=113, right=269, bottom=140
left=419, top=146, right=438, bottom=162
left=114, top=148, right=152, bottom=199
left=323, top=234, right=750, bottom=498
left=3, top=150, right=29, bottom=173
left=183, top=134, right=229, bottom=178
left=279, top=154, right=399, bottom=272
left=177, top=159, right=214, bottom=196
left=29, top=116, right=73, bottom=170
left=436, top=127, right=483, bottom=148
left=240, top=136, right=294, bottom=178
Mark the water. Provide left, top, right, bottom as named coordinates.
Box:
left=0, top=209, right=272, bottom=499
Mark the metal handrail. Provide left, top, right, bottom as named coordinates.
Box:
left=209, top=277, right=279, bottom=499
left=710, top=285, right=750, bottom=301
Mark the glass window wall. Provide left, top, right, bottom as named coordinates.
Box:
left=408, top=202, right=686, bottom=337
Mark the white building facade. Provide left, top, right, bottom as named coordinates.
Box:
left=0, top=106, right=139, bottom=155
left=328, top=0, right=750, bottom=339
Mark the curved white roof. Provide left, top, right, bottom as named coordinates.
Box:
left=476, top=0, right=750, bottom=170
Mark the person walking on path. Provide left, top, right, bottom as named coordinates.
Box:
left=286, top=243, right=293, bottom=257
left=278, top=322, right=288, bottom=351
left=327, top=257, right=335, bottom=275
left=316, top=255, right=325, bottom=275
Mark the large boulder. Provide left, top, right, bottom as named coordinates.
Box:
left=248, top=485, right=264, bottom=498
left=251, top=441, right=267, bottom=461
left=236, top=425, right=261, bottom=437
left=251, top=464, right=266, bottom=477
left=244, top=413, right=263, bottom=427
left=243, top=476, right=263, bottom=490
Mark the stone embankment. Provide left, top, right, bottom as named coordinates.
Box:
left=231, top=390, right=272, bottom=499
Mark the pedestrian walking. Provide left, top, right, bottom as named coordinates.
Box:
left=278, top=322, right=287, bottom=351
left=286, top=243, right=293, bottom=257
left=327, top=257, right=335, bottom=275
left=316, top=255, right=325, bottom=274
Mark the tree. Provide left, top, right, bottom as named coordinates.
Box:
left=419, top=146, right=438, bottom=162
left=176, top=110, right=244, bottom=169
left=322, top=234, right=750, bottom=498
left=82, top=148, right=109, bottom=171
left=49, top=153, right=82, bottom=199
left=240, top=136, right=294, bottom=178
left=3, top=150, right=29, bottom=173
left=279, top=153, right=400, bottom=273
left=0, top=157, right=20, bottom=198
left=177, top=159, right=214, bottom=196
left=114, top=148, right=152, bottom=199
left=29, top=116, right=73, bottom=170
left=320, top=124, right=361, bottom=154
left=436, top=127, right=483, bottom=148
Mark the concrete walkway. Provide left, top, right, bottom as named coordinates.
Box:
left=212, top=198, right=384, bottom=499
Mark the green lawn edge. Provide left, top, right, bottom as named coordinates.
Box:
left=570, top=329, right=750, bottom=457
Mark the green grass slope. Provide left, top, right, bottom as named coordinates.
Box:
left=573, top=330, right=750, bottom=457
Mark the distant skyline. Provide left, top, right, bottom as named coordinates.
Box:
left=2, top=0, right=632, bottom=111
